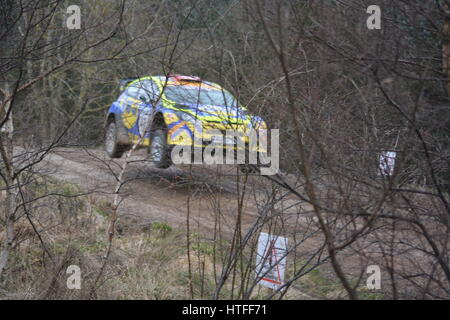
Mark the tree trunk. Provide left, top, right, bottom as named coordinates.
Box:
left=443, top=3, right=450, bottom=99
left=0, top=84, right=17, bottom=278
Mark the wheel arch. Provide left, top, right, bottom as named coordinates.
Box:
left=106, top=112, right=116, bottom=126
left=105, top=112, right=130, bottom=145
left=152, top=112, right=167, bottom=130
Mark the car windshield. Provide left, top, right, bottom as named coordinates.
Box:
left=164, top=85, right=238, bottom=107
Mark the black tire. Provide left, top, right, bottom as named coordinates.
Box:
left=239, top=164, right=258, bottom=175
left=105, top=121, right=126, bottom=158
left=238, top=152, right=270, bottom=175
left=149, top=129, right=172, bottom=169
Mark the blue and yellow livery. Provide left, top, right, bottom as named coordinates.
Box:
left=105, top=74, right=267, bottom=168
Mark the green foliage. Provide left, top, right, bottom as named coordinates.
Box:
left=94, top=199, right=112, bottom=217
left=152, top=221, right=173, bottom=237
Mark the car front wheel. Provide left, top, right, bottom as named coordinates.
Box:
left=149, top=129, right=172, bottom=168
left=105, top=121, right=126, bottom=158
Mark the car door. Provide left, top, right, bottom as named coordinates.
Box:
left=136, top=80, right=160, bottom=138
left=121, top=85, right=142, bottom=133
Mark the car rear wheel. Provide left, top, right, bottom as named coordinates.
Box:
left=149, top=129, right=172, bottom=168
left=105, top=121, right=126, bottom=158
left=238, top=152, right=271, bottom=175
left=238, top=164, right=258, bottom=175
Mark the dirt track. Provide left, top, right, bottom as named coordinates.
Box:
left=16, top=146, right=384, bottom=298
left=32, top=146, right=277, bottom=237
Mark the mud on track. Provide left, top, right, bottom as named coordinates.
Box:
left=33, top=147, right=279, bottom=238
left=18, top=146, right=403, bottom=298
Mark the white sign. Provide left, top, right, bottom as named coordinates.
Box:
left=255, top=232, right=288, bottom=290
left=379, top=151, right=396, bottom=176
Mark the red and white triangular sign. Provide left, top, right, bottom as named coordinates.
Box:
left=256, top=232, right=288, bottom=289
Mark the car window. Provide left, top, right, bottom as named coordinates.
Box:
left=143, top=80, right=160, bottom=102
left=126, top=85, right=141, bottom=99
left=126, top=80, right=159, bottom=103
left=164, top=85, right=237, bottom=107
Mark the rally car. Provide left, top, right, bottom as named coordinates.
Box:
left=104, top=74, right=267, bottom=168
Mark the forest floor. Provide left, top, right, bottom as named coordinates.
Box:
left=2, top=146, right=385, bottom=299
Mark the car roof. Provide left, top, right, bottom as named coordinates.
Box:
left=127, top=75, right=223, bottom=90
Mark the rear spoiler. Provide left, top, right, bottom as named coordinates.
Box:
left=119, top=77, right=138, bottom=92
